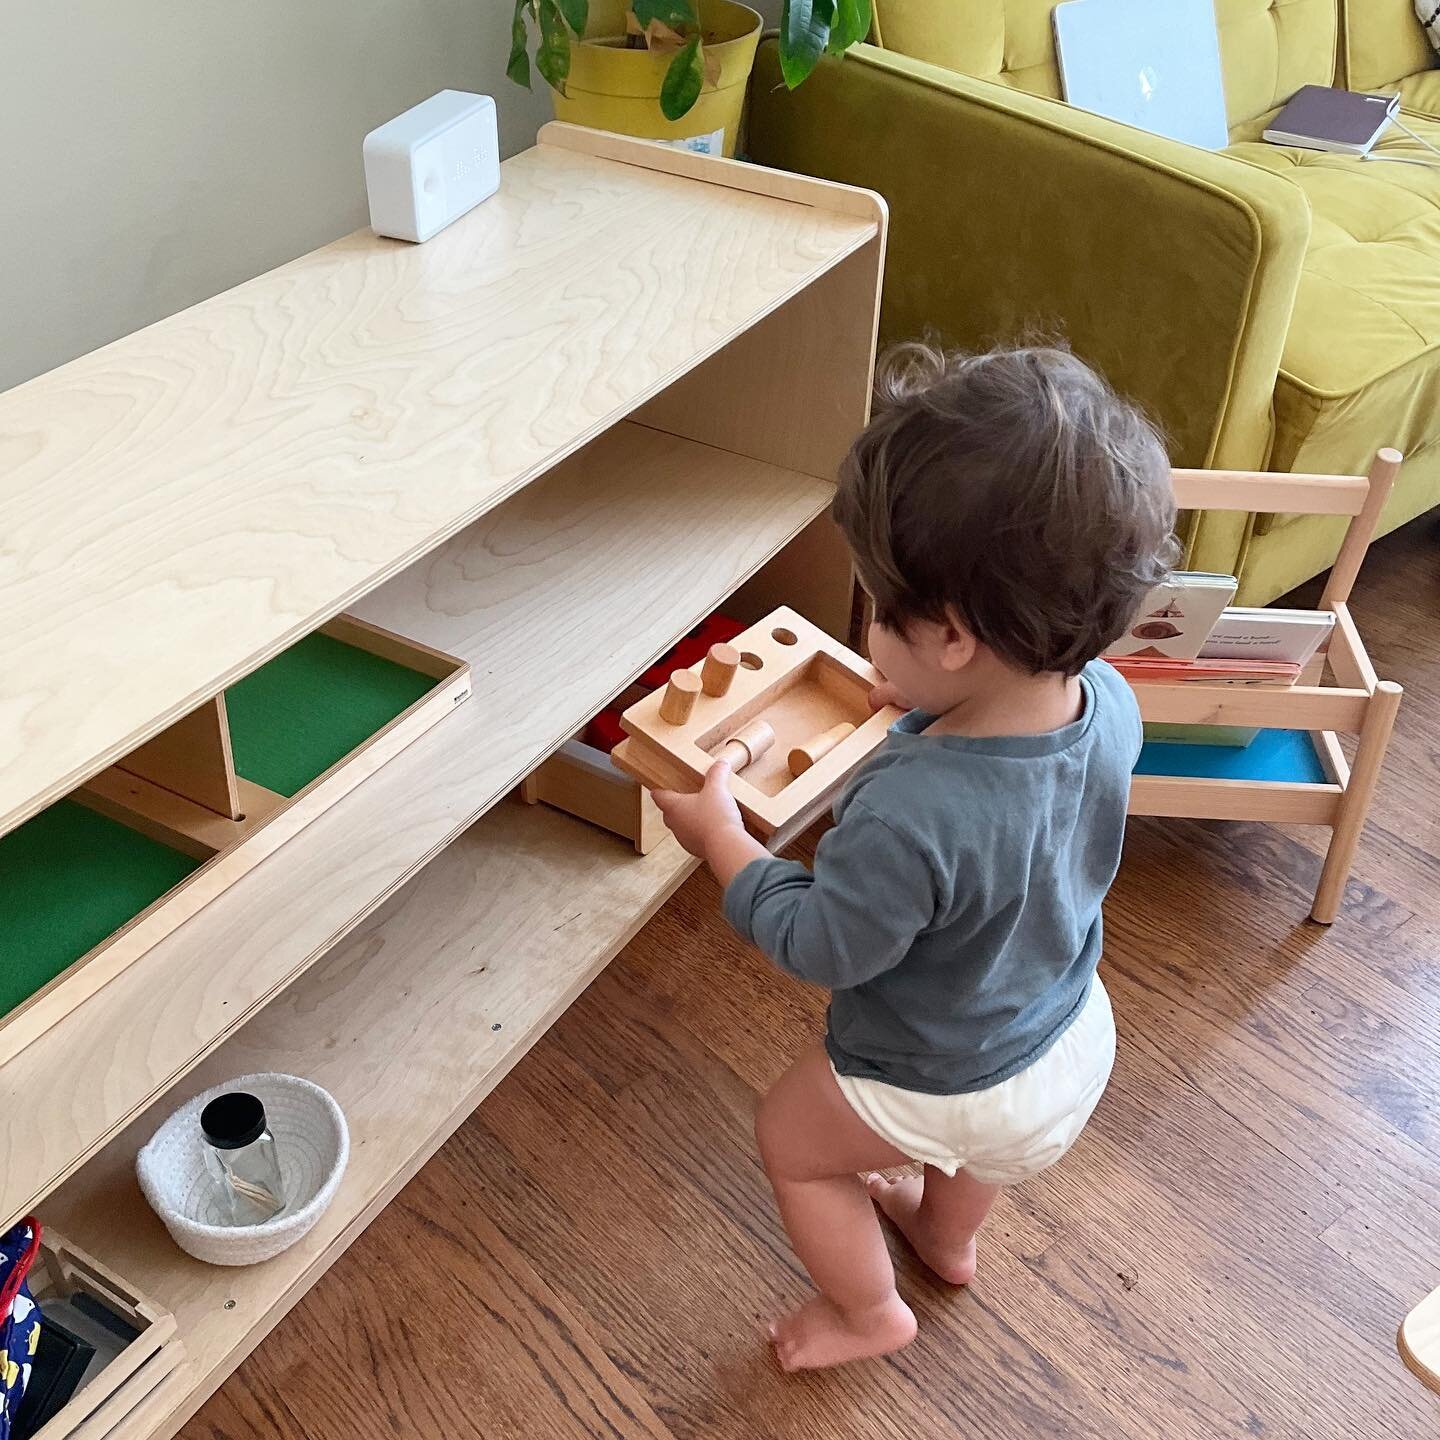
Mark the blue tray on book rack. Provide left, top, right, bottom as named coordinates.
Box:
left=1134, top=729, right=1327, bottom=785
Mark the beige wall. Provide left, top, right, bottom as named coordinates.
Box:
left=0, top=1, right=554, bottom=390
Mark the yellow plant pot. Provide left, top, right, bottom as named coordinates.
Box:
left=553, top=0, right=762, bottom=158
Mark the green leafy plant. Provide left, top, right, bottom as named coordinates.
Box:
left=508, top=0, right=871, bottom=121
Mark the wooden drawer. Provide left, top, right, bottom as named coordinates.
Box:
left=0, top=616, right=470, bottom=1066
left=25, top=1233, right=181, bottom=1440
left=521, top=738, right=666, bottom=855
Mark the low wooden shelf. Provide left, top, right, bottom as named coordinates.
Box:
left=0, top=125, right=879, bottom=838
left=3, top=124, right=886, bottom=1440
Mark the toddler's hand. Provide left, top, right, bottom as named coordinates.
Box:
left=652, top=761, right=745, bottom=860
left=869, top=679, right=912, bottom=713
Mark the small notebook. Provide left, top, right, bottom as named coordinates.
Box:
left=1263, top=86, right=1399, bottom=156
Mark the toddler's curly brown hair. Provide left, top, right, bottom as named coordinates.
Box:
left=833, top=343, right=1179, bottom=677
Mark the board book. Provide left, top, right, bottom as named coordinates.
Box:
left=1106, top=572, right=1238, bottom=660
left=1200, top=607, right=1335, bottom=666
left=1107, top=655, right=1301, bottom=686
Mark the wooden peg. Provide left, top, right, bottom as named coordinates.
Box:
left=701, top=642, right=741, bottom=697
left=659, top=670, right=702, bottom=724
left=788, top=722, right=856, bottom=777
left=716, top=719, right=775, bottom=772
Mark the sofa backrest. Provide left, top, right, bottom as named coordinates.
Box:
left=870, top=0, right=1338, bottom=132
left=1342, top=0, right=1433, bottom=90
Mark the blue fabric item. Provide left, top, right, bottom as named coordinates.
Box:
left=1134, top=728, right=1327, bottom=784
left=0, top=1219, right=41, bottom=1440
left=724, top=660, right=1142, bottom=1095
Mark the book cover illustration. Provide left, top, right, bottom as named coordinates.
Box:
left=1105, top=573, right=1238, bottom=661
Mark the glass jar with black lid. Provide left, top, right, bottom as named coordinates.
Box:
left=200, top=1091, right=286, bottom=1225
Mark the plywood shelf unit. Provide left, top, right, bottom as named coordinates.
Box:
left=1128, top=452, right=1404, bottom=924
left=2, top=125, right=886, bottom=1438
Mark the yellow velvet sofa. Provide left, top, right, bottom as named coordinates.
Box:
left=747, top=0, right=1440, bottom=603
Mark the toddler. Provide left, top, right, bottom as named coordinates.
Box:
left=652, top=344, right=1177, bottom=1371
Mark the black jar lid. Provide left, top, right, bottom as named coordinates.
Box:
left=200, top=1092, right=268, bottom=1150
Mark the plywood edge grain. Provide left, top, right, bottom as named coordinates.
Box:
left=1400, top=1285, right=1440, bottom=1395
left=538, top=121, right=888, bottom=226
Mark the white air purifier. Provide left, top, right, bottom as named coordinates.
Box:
left=363, top=91, right=500, bottom=243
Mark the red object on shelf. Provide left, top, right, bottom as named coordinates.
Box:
left=585, top=710, right=628, bottom=754
left=584, top=614, right=743, bottom=754
left=637, top=614, right=744, bottom=689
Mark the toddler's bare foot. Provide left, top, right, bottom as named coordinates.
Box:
left=766, top=1293, right=916, bottom=1371
left=866, top=1174, right=978, bottom=1285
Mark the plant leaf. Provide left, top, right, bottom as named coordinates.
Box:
left=659, top=34, right=704, bottom=119
left=557, top=0, right=587, bottom=35
left=507, top=0, right=532, bottom=87
left=536, top=0, right=571, bottom=94
left=643, top=16, right=686, bottom=53
left=825, top=0, right=870, bottom=54
left=631, top=0, right=697, bottom=33
left=780, top=0, right=835, bottom=89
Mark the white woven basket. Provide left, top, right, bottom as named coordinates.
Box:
left=137, top=1073, right=349, bottom=1266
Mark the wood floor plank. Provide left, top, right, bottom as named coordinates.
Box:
left=209, top=1166, right=678, bottom=1440
left=175, top=1366, right=318, bottom=1440
left=1321, top=1205, right=1440, bottom=1314
left=467, top=994, right=1155, bottom=1440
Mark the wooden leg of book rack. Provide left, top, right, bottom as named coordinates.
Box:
left=1311, top=681, right=1402, bottom=923
left=1320, top=448, right=1402, bottom=609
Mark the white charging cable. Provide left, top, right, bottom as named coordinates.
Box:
left=1364, top=113, right=1440, bottom=167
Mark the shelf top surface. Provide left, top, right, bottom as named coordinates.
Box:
left=0, top=126, right=878, bottom=835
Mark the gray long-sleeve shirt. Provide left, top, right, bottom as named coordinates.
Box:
left=723, top=659, right=1141, bottom=1094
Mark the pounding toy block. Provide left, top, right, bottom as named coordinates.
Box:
left=612, top=607, right=902, bottom=841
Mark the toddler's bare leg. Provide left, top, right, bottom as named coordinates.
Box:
left=866, top=1166, right=1000, bottom=1285
left=754, top=1043, right=919, bottom=1371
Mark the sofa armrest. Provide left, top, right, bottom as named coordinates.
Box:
left=747, top=41, right=1309, bottom=478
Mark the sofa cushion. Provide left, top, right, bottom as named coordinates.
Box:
left=1395, top=71, right=1440, bottom=116
left=1215, top=0, right=1337, bottom=129
left=868, top=0, right=1065, bottom=100
left=1229, top=115, right=1440, bottom=529
left=869, top=0, right=1336, bottom=128
left=1342, top=0, right=1435, bottom=91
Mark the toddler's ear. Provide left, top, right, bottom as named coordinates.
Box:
left=939, top=611, right=978, bottom=673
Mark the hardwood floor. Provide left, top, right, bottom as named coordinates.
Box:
left=181, top=515, right=1440, bottom=1440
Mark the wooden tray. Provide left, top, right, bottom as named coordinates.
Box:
left=520, top=737, right=667, bottom=855
left=0, top=616, right=470, bottom=1066
left=26, top=1233, right=181, bottom=1440
left=612, top=607, right=900, bottom=841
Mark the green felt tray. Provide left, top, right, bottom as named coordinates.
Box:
left=0, top=801, right=201, bottom=1018
left=225, top=631, right=435, bottom=798
left=2, top=628, right=442, bottom=1021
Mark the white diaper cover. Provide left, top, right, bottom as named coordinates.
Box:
left=832, top=978, right=1117, bottom=1185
